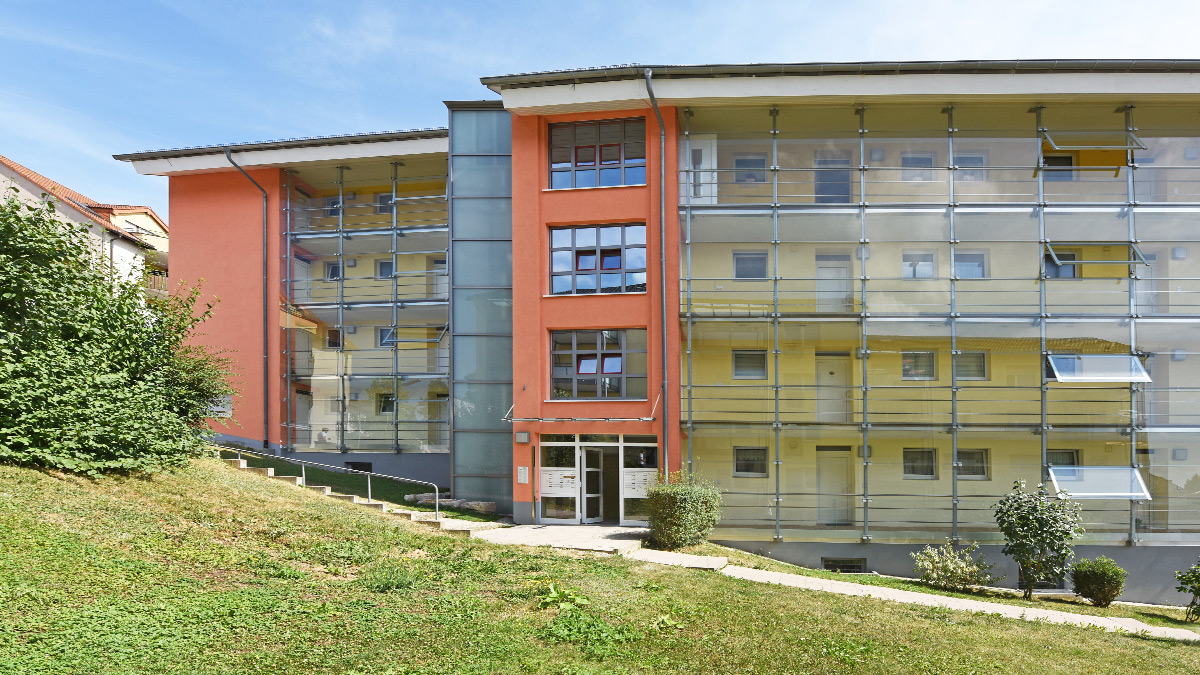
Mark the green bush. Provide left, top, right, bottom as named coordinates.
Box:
left=910, top=541, right=1001, bottom=592
left=1069, top=556, right=1127, bottom=608
left=646, top=471, right=723, bottom=550
left=0, top=189, right=233, bottom=474
left=993, top=480, right=1084, bottom=600
left=1175, top=557, right=1200, bottom=621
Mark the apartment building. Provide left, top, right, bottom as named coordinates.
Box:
left=118, top=60, right=1200, bottom=603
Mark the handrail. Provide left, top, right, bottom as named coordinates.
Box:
left=213, top=444, right=440, bottom=521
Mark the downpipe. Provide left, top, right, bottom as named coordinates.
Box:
left=644, top=68, right=670, bottom=482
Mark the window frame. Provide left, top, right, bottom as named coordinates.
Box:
left=549, top=118, right=647, bottom=190
left=376, top=326, right=397, bottom=348
left=733, top=446, right=770, bottom=478
left=1047, top=449, right=1081, bottom=481
left=901, top=250, right=936, bottom=279
left=375, top=193, right=393, bottom=215
left=376, top=394, right=396, bottom=415
left=1043, top=154, right=1075, bottom=182
left=901, top=350, right=937, bottom=381
left=957, top=449, right=990, bottom=480
left=954, top=152, right=988, bottom=182
left=900, top=152, right=937, bottom=182
left=550, top=329, right=648, bottom=400
left=903, top=448, right=938, bottom=480
left=549, top=223, right=647, bottom=296
left=733, top=152, right=768, bottom=184
left=953, top=250, right=989, bottom=279
left=323, top=196, right=341, bottom=218
left=375, top=258, right=394, bottom=279
left=732, top=350, right=768, bottom=380
left=326, top=328, right=343, bottom=350
left=325, top=261, right=342, bottom=281
left=955, top=351, right=989, bottom=381
left=732, top=250, right=769, bottom=280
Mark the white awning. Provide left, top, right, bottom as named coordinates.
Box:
left=1047, top=354, right=1151, bottom=383
left=1048, top=466, right=1151, bottom=500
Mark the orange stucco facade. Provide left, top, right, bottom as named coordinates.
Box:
left=169, top=168, right=286, bottom=448
left=508, top=107, right=682, bottom=508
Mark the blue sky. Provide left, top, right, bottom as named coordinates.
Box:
left=2, top=0, right=1199, bottom=218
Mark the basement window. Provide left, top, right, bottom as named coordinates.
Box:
left=1045, top=354, right=1151, bottom=383
left=1048, top=466, right=1151, bottom=500
left=822, top=558, right=866, bottom=573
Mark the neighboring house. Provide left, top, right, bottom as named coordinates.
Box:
left=1, top=153, right=168, bottom=287
left=117, top=60, right=1200, bottom=603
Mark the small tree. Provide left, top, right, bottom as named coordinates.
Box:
left=993, top=480, right=1084, bottom=600
left=646, top=471, right=723, bottom=550
left=1176, top=557, right=1200, bottom=622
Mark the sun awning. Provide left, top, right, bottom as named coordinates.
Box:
left=1046, top=354, right=1151, bottom=383
left=1048, top=466, right=1151, bottom=500
left=1042, top=130, right=1147, bottom=151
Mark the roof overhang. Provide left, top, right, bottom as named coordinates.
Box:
left=115, top=128, right=449, bottom=177
left=481, top=60, right=1200, bottom=116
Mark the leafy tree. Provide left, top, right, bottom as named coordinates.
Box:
left=993, top=480, right=1084, bottom=600
left=1175, top=557, right=1200, bottom=622
left=0, top=187, right=234, bottom=474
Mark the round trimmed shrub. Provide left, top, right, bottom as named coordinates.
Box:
left=1069, top=556, right=1127, bottom=607
left=646, top=471, right=723, bottom=550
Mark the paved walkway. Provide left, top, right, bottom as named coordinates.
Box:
left=471, top=525, right=1199, bottom=643
left=473, top=524, right=646, bottom=553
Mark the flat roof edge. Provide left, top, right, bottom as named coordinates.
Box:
left=444, top=99, right=505, bottom=110
left=114, top=127, right=449, bottom=162
left=480, top=59, right=1200, bottom=90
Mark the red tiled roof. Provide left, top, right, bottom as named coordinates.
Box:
left=0, top=153, right=157, bottom=247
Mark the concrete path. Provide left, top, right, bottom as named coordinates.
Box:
left=719, top=565, right=1200, bottom=643
left=473, top=524, right=647, bottom=554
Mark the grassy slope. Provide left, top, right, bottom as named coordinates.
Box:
left=0, top=459, right=1195, bottom=675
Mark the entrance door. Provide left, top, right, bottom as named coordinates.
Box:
left=815, top=254, right=853, bottom=312
left=816, top=446, right=854, bottom=525
left=582, top=447, right=603, bottom=523
left=294, top=390, right=312, bottom=447
left=687, top=134, right=718, bottom=205
left=539, top=444, right=580, bottom=523
left=815, top=354, right=853, bottom=423
left=815, top=151, right=853, bottom=204
left=293, top=258, right=312, bottom=303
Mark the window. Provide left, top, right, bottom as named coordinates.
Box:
left=549, top=119, right=646, bottom=189
left=733, top=250, right=769, bottom=279
left=955, top=352, right=988, bottom=380
left=323, top=196, right=341, bottom=218
left=1044, top=250, right=1077, bottom=278
left=901, top=153, right=936, bottom=181
left=376, top=326, right=396, bottom=348
left=732, top=350, right=768, bottom=380
left=903, top=448, right=937, bottom=479
left=326, top=329, right=342, bottom=349
left=822, top=558, right=866, bottom=573
left=346, top=461, right=373, bottom=473
left=325, top=262, right=342, bottom=281
left=551, top=329, right=647, bottom=399
left=957, top=449, right=989, bottom=480
left=733, top=153, right=768, bottom=184
left=375, top=193, right=393, bottom=215
left=954, top=153, right=987, bottom=182
left=901, top=251, right=935, bottom=279
left=815, top=151, right=853, bottom=204
left=1043, top=155, right=1075, bottom=182
left=376, top=259, right=394, bottom=279
left=1045, top=354, right=1151, bottom=383
left=376, top=395, right=395, bottom=415
left=954, top=251, right=988, bottom=279
left=902, top=351, right=936, bottom=380
left=1047, top=449, right=1080, bottom=481
left=733, top=447, right=769, bottom=477
left=550, top=223, right=647, bottom=295
left=326, top=398, right=341, bottom=414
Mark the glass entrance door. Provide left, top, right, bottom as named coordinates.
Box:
left=539, top=444, right=580, bottom=523
left=582, top=447, right=603, bottom=523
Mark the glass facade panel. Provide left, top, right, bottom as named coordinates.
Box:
left=452, top=241, right=513, bottom=286
left=451, top=198, right=512, bottom=239
left=452, top=156, right=513, bottom=197
left=452, top=336, right=513, bottom=381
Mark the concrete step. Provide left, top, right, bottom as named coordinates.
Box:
left=245, top=467, right=275, bottom=478
left=271, top=475, right=302, bottom=486
left=328, top=493, right=360, bottom=503
left=306, top=485, right=332, bottom=496
left=409, top=511, right=440, bottom=522
left=442, top=519, right=502, bottom=532
left=359, top=501, right=387, bottom=511
left=222, top=458, right=247, bottom=469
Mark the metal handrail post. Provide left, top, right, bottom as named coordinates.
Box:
left=367, top=473, right=372, bottom=503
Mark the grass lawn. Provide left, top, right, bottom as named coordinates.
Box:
left=215, top=449, right=497, bottom=522
left=1, top=457, right=1197, bottom=675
